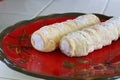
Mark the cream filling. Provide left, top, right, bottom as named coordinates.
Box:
left=60, top=39, right=71, bottom=56
left=31, top=34, right=44, bottom=51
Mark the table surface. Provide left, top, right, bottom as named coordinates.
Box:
left=0, top=0, right=120, bottom=80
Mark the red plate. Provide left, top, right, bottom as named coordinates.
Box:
left=0, top=13, right=120, bottom=80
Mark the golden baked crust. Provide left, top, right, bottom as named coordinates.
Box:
left=31, top=14, right=100, bottom=52
left=60, top=17, right=120, bottom=57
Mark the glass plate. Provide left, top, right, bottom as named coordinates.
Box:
left=0, top=13, right=120, bottom=80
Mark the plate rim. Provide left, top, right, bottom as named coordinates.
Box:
left=0, top=12, right=120, bottom=80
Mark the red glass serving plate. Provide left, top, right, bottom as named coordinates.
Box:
left=0, top=13, right=120, bottom=80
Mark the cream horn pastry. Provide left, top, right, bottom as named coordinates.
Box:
left=31, top=14, right=100, bottom=52
left=60, top=17, right=120, bottom=57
